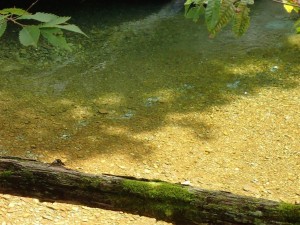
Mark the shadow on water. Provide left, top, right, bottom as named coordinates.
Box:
left=0, top=0, right=299, bottom=161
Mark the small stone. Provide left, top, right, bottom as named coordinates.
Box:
left=243, top=185, right=260, bottom=194
left=270, top=65, right=278, bottom=72
left=72, top=206, right=79, bottom=211
left=129, top=216, right=136, bottom=221
left=1, top=195, right=11, bottom=200
left=8, top=202, right=15, bottom=208
left=98, top=109, right=109, bottom=114
left=144, top=169, right=151, bottom=174
left=118, top=165, right=126, bottom=170
left=42, top=215, right=53, bottom=221
left=158, top=99, right=167, bottom=104
left=205, top=149, right=213, bottom=154
left=181, top=180, right=191, bottom=186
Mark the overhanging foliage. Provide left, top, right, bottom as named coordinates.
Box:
left=185, top=0, right=300, bottom=37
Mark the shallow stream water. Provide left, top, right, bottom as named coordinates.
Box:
left=0, top=0, right=300, bottom=224
left=0, top=0, right=300, bottom=211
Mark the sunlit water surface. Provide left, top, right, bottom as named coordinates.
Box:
left=0, top=1, right=299, bottom=182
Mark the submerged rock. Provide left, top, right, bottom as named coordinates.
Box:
left=226, top=80, right=240, bottom=89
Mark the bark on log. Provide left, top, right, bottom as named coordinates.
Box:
left=0, top=156, right=299, bottom=225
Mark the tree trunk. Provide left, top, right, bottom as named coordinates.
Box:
left=0, top=156, right=299, bottom=225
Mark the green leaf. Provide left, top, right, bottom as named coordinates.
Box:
left=295, top=18, right=300, bottom=33
left=19, top=12, right=59, bottom=22
left=284, top=4, right=295, bottom=13
left=22, top=13, right=86, bottom=37
left=232, top=4, right=250, bottom=36
left=0, top=15, right=8, bottom=20
left=209, top=0, right=235, bottom=36
left=185, top=4, right=205, bottom=22
left=185, top=0, right=206, bottom=18
left=19, top=26, right=40, bottom=47
left=241, top=0, right=254, bottom=5
left=20, top=13, right=71, bottom=26
left=185, top=0, right=198, bottom=14
left=184, top=0, right=195, bottom=5
left=0, top=8, right=29, bottom=16
left=205, top=0, right=222, bottom=31
left=52, top=24, right=87, bottom=37
left=40, top=27, right=71, bottom=51
left=0, top=20, right=7, bottom=38
left=39, top=16, right=71, bottom=27
left=295, top=18, right=300, bottom=27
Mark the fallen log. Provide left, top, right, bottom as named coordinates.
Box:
left=0, top=156, right=299, bottom=225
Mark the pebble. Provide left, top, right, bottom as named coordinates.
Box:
left=98, top=109, right=109, bottom=114
left=204, top=149, right=213, bottom=154
left=8, top=202, right=15, bottom=208
left=144, top=169, right=151, bottom=174
left=46, top=205, right=58, bottom=210
left=1, top=195, right=11, bottom=200
left=72, top=206, right=79, bottom=211
left=118, top=165, right=126, bottom=170
left=181, top=180, right=191, bottom=185
left=42, top=215, right=53, bottom=221
left=128, top=216, right=136, bottom=221
left=270, top=65, right=278, bottom=72
left=23, top=213, right=31, bottom=218
left=243, top=185, right=260, bottom=194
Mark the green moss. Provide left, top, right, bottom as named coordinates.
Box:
left=121, top=180, right=196, bottom=219
left=91, top=179, right=101, bottom=188
left=21, top=170, right=34, bottom=181
left=0, top=170, right=13, bottom=178
left=80, top=177, right=103, bottom=189
left=122, top=179, right=194, bottom=202
left=277, top=202, right=300, bottom=223
left=253, top=218, right=266, bottom=225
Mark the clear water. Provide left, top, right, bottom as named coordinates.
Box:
left=0, top=0, right=299, bottom=157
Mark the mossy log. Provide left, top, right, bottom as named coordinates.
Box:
left=0, top=156, right=299, bottom=225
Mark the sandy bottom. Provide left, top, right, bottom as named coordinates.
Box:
left=1, top=55, right=299, bottom=224
left=0, top=2, right=299, bottom=224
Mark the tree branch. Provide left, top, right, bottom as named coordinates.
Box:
left=0, top=156, right=299, bottom=225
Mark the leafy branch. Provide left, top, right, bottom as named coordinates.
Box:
left=0, top=6, right=87, bottom=50
left=280, top=0, right=300, bottom=33
left=185, top=0, right=300, bottom=37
